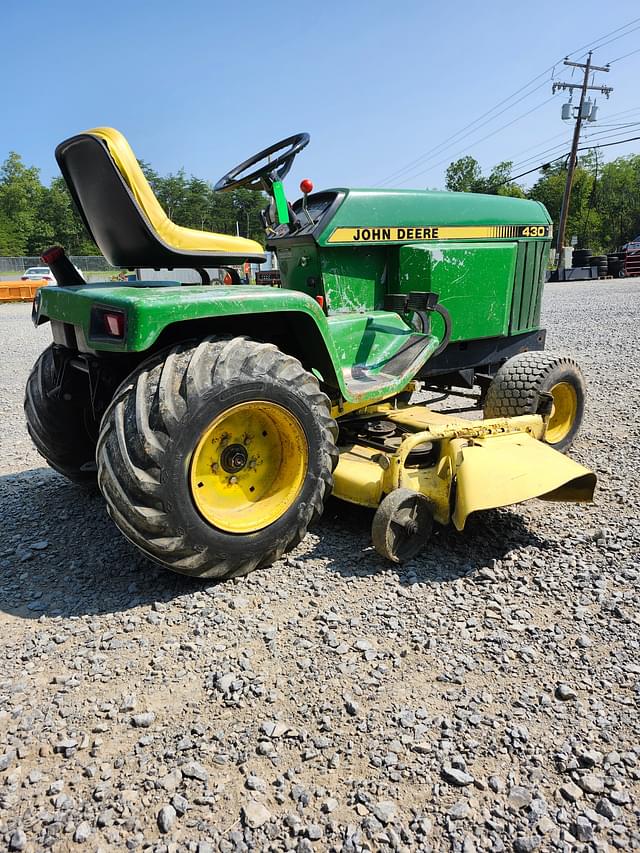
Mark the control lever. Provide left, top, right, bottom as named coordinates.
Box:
left=300, top=179, right=314, bottom=226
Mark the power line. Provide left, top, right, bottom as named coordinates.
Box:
left=496, top=135, right=640, bottom=186
left=506, top=128, right=572, bottom=163
left=583, top=123, right=640, bottom=142
left=509, top=135, right=574, bottom=170
left=376, top=78, right=551, bottom=186
left=507, top=122, right=640, bottom=174
left=392, top=97, right=556, bottom=187
left=567, top=16, right=640, bottom=58
left=374, top=16, right=640, bottom=188
left=483, top=110, right=640, bottom=171
left=608, top=45, right=640, bottom=64
left=593, top=22, right=640, bottom=53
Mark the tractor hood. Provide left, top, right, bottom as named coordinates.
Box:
left=305, top=188, right=552, bottom=247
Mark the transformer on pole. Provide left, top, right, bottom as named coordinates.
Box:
left=552, top=52, right=613, bottom=261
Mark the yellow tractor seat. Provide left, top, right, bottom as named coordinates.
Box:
left=55, top=127, right=266, bottom=269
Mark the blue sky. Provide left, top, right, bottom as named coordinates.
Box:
left=2, top=0, right=639, bottom=194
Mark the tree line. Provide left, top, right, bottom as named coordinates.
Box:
left=2, top=147, right=638, bottom=257
left=444, top=152, right=640, bottom=252
left=0, top=152, right=268, bottom=256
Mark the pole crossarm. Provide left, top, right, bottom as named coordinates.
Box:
left=552, top=82, right=614, bottom=96
left=563, top=58, right=610, bottom=72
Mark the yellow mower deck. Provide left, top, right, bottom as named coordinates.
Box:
left=333, top=404, right=595, bottom=533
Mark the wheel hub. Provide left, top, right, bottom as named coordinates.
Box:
left=189, top=401, right=308, bottom=534
left=220, top=443, right=249, bottom=473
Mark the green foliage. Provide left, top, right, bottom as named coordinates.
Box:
left=445, top=156, right=483, bottom=192
left=446, top=152, right=640, bottom=252
left=136, top=160, right=266, bottom=243
left=445, top=156, right=525, bottom=198
left=0, top=152, right=45, bottom=254
left=0, top=151, right=268, bottom=257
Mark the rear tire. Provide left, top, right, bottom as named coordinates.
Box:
left=483, top=351, right=586, bottom=452
left=96, top=336, right=339, bottom=579
left=24, top=344, right=98, bottom=483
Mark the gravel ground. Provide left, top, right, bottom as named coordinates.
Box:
left=1, top=281, right=639, bottom=853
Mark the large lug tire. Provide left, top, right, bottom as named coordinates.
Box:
left=96, top=336, right=339, bottom=579
left=24, top=344, right=98, bottom=483
left=483, top=351, right=586, bottom=452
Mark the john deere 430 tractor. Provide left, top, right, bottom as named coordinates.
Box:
left=26, top=129, right=595, bottom=574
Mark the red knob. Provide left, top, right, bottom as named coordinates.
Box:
left=300, top=178, right=314, bottom=195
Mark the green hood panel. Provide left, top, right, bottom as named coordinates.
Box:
left=318, top=189, right=551, bottom=246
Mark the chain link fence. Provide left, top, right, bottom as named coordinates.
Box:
left=0, top=256, right=117, bottom=273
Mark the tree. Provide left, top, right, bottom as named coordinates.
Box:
left=35, top=177, right=98, bottom=255
left=595, top=155, right=640, bottom=249
left=445, top=156, right=525, bottom=197
left=445, top=156, right=483, bottom=192
left=528, top=153, right=601, bottom=249
left=0, top=153, right=45, bottom=254
left=0, top=145, right=270, bottom=257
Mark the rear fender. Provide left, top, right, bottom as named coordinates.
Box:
left=36, top=283, right=437, bottom=406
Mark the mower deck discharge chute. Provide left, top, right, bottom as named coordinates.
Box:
left=26, top=128, right=596, bottom=574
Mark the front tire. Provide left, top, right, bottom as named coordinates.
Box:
left=96, top=337, right=338, bottom=579
left=24, top=344, right=98, bottom=482
left=483, top=351, right=586, bottom=452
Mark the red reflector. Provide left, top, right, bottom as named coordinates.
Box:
left=315, top=295, right=325, bottom=309
left=103, top=311, right=125, bottom=337
left=41, top=246, right=64, bottom=264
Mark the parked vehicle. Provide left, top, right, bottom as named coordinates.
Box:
left=21, top=266, right=55, bottom=283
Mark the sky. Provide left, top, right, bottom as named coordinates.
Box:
left=2, top=0, right=639, bottom=195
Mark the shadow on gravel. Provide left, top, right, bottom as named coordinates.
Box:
left=0, top=468, right=205, bottom=620
left=0, top=469, right=548, bottom=620
left=316, top=497, right=548, bottom=585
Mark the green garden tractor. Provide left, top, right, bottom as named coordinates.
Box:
left=26, top=128, right=595, bottom=574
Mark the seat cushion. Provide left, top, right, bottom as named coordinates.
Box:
left=87, top=127, right=265, bottom=259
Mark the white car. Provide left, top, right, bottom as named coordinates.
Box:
left=21, top=266, right=55, bottom=283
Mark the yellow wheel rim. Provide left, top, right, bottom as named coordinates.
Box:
left=189, top=402, right=308, bottom=533
left=546, top=381, right=578, bottom=444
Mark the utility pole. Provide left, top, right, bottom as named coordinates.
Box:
left=552, top=52, right=612, bottom=261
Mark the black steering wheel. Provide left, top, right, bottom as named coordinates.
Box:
left=214, top=133, right=310, bottom=192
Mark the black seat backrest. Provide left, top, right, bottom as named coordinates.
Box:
left=55, top=134, right=265, bottom=268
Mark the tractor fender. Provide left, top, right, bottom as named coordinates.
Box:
left=37, top=283, right=441, bottom=405
left=37, top=283, right=345, bottom=393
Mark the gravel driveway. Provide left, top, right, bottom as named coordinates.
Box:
left=1, top=282, right=639, bottom=852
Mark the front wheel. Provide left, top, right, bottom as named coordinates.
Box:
left=96, top=337, right=338, bottom=579
left=483, top=351, right=586, bottom=452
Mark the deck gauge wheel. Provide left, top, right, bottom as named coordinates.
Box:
left=372, top=488, right=434, bottom=563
